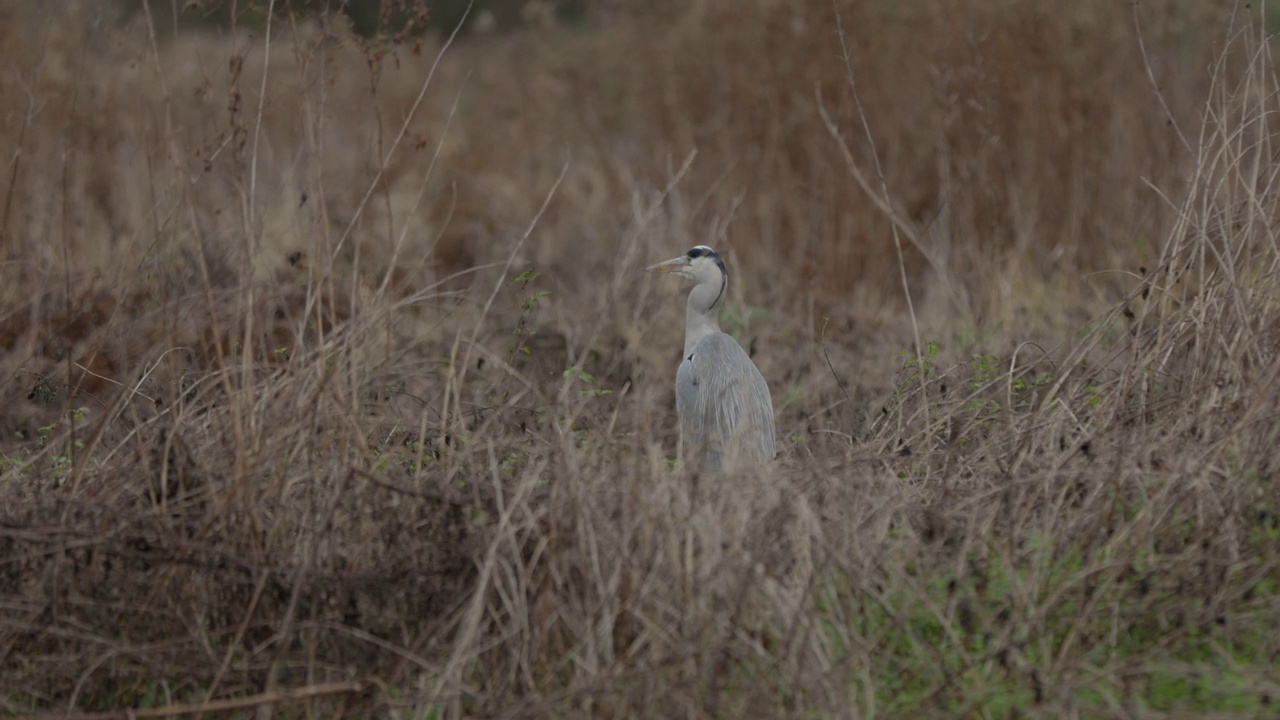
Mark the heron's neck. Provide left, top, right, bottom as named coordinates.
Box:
left=684, top=281, right=723, bottom=356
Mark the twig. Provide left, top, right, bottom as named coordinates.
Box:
left=350, top=464, right=474, bottom=507
left=36, top=681, right=362, bottom=720
left=822, top=1, right=938, bottom=428
left=329, top=1, right=473, bottom=264
left=1131, top=0, right=1192, bottom=153
left=453, top=157, right=570, bottom=409
left=819, top=316, right=852, bottom=410
left=202, top=568, right=272, bottom=706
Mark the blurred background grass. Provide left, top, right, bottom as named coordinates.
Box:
left=0, top=0, right=1226, bottom=326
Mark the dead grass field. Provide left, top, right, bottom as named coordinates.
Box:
left=2, top=1, right=1279, bottom=717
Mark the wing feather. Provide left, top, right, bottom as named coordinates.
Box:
left=675, top=332, right=776, bottom=470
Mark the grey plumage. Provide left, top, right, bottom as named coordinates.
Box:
left=648, top=245, right=776, bottom=470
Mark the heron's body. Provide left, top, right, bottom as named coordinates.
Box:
left=648, top=246, right=776, bottom=470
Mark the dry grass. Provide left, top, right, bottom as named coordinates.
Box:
left=2, top=1, right=1279, bottom=717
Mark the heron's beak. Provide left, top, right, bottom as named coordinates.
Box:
left=645, top=256, right=690, bottom=274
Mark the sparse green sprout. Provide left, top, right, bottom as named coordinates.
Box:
left=885, top=339, right=943, bottom=416
left=1086, top=384, right=1107, bottom=406
left=510, top=268, right=550, bottom=359
left=563, top=367, right=612, bottom=397
left=969, top=353, right=998, bottom=390
left=522, top=290, right=550, bottom=312
left=899, top=339, right=941, bottom=380
left=1013, top=372, right=1053, bottom=393
left=500, top=454, right=518, bottom=477
left=512, top=269, right=540, bottom=287
left=37, top=422, right=57, bottom=445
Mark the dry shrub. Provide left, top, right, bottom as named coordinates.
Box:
left=1, top=1, right=1278, bottom=718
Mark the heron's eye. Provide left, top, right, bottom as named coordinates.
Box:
left=686, top=247, right=705, bottom=259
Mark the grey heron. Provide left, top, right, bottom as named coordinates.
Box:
left=647, top=245, right=777, bottom=470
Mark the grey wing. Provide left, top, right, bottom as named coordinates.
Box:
left=676, top=332, right=776, bottom=469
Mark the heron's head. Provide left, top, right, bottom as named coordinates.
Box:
left=645, top=245, right=727, bottom=286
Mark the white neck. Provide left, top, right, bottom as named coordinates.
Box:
left=683, top=278, right=723, bottom=356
